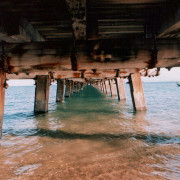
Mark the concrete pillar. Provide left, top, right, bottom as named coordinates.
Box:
left=108, top=79, right=112, bottom=97
left=129, top=71, right=147, bottom=111
left=118, top=78, right=126, bottom=100
left=65, top=80, right=71, bottom=97
left=56, top=79, right=65, bottom=102
left=34, top=75, right=50, bottom=113
left=0, top=70, right=6, bottom=138
left=114, top=78, right=120, bottom=101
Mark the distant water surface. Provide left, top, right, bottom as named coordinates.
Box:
left=0, top=82, right=179, bottom=179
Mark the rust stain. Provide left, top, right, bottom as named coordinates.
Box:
left=57, top=75, right=62, bottom=79
left=73, top=73, right=81, bottom=78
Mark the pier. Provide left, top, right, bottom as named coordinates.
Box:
left=0, top=0, right=180, bottom=138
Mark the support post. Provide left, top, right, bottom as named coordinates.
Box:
left=111, top=79, right=117, bottom=96
left=108, top=79, right=112, bottom=97
left=71, top=81, right=74, bottom=94
left=129, top=71, right=147, bottom=111
left=73, top=82, right=77, bottom=93
left=114, top=78, right=120, bottom=101
left=56, top=79, right=65, bottom=102
left=101, top=81, right=104, bottom=92
left=34, top=75, right=50, bottom=113
left=104, top=81, right=107, bottom=94
left=65, top=80, right=71, bottom=97
left=0, top=70, right=6, bottom=139
left=118, top=78, right=126, bottom=100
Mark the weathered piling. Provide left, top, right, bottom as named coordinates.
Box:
left=56, top=79, right=65, bottom=102
left=71, top=81, right=74, bottom=94
left=104, top=81, right=107, bottom=94
left=34, top=75, right=50, bottom=113
left=118, top=78, right=126, bottom=100
left=108, top=79, right=112, bottom=97
left=65, top=80, right=71, bottom=97
left=114, top=78, right=120, bottom=101
left=129, top=71, right=147, bottom=111
left=73, top=82, right=77, bottom=93
left=0, top=70, right=5, bottom=138
left=111, top=79, right=117, bottom=96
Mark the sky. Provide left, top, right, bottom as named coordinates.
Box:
left=7, top=67, right=180, bottom=86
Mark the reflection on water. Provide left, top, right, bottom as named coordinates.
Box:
left=0, top=84, right=180, bottom=179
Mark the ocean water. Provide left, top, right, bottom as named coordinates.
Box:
left=0, top=82, right=180, bottom=180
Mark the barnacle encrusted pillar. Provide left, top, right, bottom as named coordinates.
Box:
left=56, top=79, right=65, bottom=102
left=34, top=75, right=50, bottom=113
left=129, top=71, right=147, bottom=111
left=0, top=70, right=6, bottom=138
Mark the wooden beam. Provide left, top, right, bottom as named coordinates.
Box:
left=66, top=0, right=86, bottom=40
left=158, top=6, right=180, bottom=38
left=0, top=70, right=6, bottom=139
left=0, top=15, right=44, bottom=42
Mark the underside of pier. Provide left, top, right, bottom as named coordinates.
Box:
left=0, top=0, right=180, bottom=137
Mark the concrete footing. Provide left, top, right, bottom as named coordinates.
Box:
left=129, top=71, right=147, bottom=111
left=56, top=79, right=65, bottom=102
left=0, top=70, right=5, bottom=138
left=34, top=75, right=50, bottom=113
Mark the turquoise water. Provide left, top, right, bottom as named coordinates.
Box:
left=0, top=82, right=180, bottom=179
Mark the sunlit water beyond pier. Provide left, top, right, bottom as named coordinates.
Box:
left=0, top=83, right=180, bottom=179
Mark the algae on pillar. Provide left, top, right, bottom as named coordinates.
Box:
left=34, top=75, right=50, bottom=113
left=129, top=71, right=147, bottom=111
left=56, top=79, right=65, bottom=102
left=0, top=70, right=6, bottom=138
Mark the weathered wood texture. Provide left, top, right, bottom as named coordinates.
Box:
left=129, top=71, right=147, bottom=111
left=34, top=75, right=50, bottom=113
left=118, top=78, right=126, bottom=100
left=56, top=79, right=65, bottom=102
left=0, top=70, right=5, bottom=138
